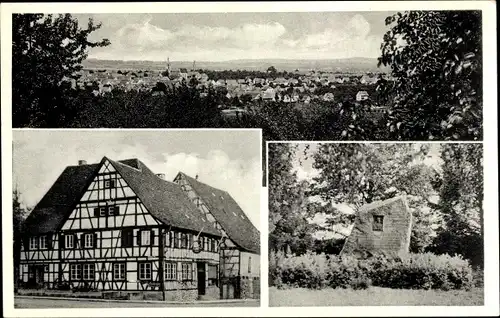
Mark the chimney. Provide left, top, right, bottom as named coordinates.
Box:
left=78, top=160, right=87, bottom=166
left=156, top=173, right=166, bottom=180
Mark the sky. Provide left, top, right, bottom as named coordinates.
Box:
left=12, top=129, right=261, bottom=230
left=290, top=142, right=442, bottom=239
left=73, top=12, right=396, bottom=61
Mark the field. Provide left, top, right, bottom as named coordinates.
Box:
left=269, top=286, right=484, bottom=307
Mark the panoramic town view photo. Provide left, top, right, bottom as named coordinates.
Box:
left=12, top=130, right=261, bottom=308
left=12, top=11, right=482, bottom=141
left=268, top=142, right=484, bottom=306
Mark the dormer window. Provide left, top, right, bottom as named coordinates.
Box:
left=373, top=215, right=384, bottom=231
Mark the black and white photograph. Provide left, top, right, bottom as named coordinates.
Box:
left=268, top=142, right=485, bottom=306
left=11, top=129, right=261, bottom=308
left=9, top=9, right=484, bottom=142
left=1, top=1, right=498, bottom=317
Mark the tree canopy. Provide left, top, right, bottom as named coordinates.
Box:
left=377, top=11, right=482, bottom=140
left=428, top=143, right=483, bottom=266
left=268, top=143, right=315, bottom=255
left=309, top=143, right=439, bottom=252
left=12, top=13, right=110, bottom=127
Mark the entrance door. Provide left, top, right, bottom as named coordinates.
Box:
left=197, top=262, right=206, bottom=295
left=28, top=265, right=45, bottom=289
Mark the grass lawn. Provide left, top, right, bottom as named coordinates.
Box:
left=269, top=286, right=484, bottom=306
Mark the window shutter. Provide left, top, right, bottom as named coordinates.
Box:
left=47, top=235, right=53, bottom=250
left=120, top=230, right=126, bottom=247
left=150, top=230, right=154, bottom=246
left=59, top=235, right=65, bottom=250
left=73, top=233, right=78, bottom=249
left=93, top=233, right=98, bottom=248
left=94, top=207, right=99, bottom=217
left=24, top=237, right=30, bottom=251
left=114, top=205, right=120, bottom=215
left=137, top=230, right=141, bottom=246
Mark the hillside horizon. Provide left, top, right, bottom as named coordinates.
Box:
left=82, top=57, right=389, bottom=73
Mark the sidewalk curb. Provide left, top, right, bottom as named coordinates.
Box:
left=15, top=295, right=260, bottom=305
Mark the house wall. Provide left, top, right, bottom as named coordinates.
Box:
left=239, top=251, right=260, bottom=299
left=19, top=159, right=220, bottom=295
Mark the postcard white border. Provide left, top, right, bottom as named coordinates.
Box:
left=2, top=1, right=498, bottom=317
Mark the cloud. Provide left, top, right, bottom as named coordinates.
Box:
left=113, top=19, right=286, bottom=53
left=283, top=14, right=381, bottom=58
left=13, top=132, right=261, bottom=231
left=89, top=13, right=383, bottom=61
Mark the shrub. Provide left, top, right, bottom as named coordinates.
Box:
left=272, top=251, right=474, bottom=291
left=279, top=252, right=328, bottom=289
left=372, top=253, right=474, bottom=291
left=350, top=276, right=372, bottom=290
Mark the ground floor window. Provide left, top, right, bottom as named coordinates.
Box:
left=181, top=263, right=192, bottom=280
left=139, top=262, right=152, bottom=280
left=83, top=263, right=95, bottom=280
left=208, top=264, right=218, bottom=286
left=165, top=262, right=177, bottom=280
left=113, top=262, right=126, bottom=280
left=70, top=264, right=82, bottom=280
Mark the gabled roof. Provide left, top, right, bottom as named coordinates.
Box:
left=177, top=172, right=260, bottom=254
left=23, top=157, right=220, bottom=237
left=22, top=163, right=100, bottom=235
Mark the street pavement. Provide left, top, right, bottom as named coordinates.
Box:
left=14, top=296, right=259, bottom=308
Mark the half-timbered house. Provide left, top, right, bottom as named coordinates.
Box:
left=173, top=172, right=261, bottom=299
left=19, top=157, right=260, bottom=300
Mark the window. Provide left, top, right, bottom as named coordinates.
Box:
left=121, top=229, right=133, bottom=247
left=84, top=233, right=94, bottom=248
left=139, top=262, right=152, bottom=280
left=187, top=233, right=192, bottom=249
left=181, top=233, right=187, bottom=248
left=373, top=215, right=384, bottom=231
left=83, top=263, right=95, bottom=280
left=29, top=237, right=39, bottom=250
left=98, top=207, right=106, bottom=217
left=104, top=179, right=115, bottom=188
left=203, top=237, right=208, bottom=251
left=165, top=262, right=177, bottom=280
left=172, top=231, right=178, bottom=248
left=108, top=205, right=116, bottom=216
left=248, top=256, right=252, bottom=274
left=164, top=231, right=171, bottom=247
left=211, top=239, right=216, bottom=252
left=39, top=236, right=47, bottom=249
left=140, top=230, right=151, bottom=246
left=65, top=234, right=74, bottom=248
left=70, top=264, right=82, bottom=280
left=177, top=232, right=182, bottom=248
left=208, top=265, right=218, bottom=286
left=181, top=263, right=192, bottom=280
left=113, top=263, right=126, bottom=280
